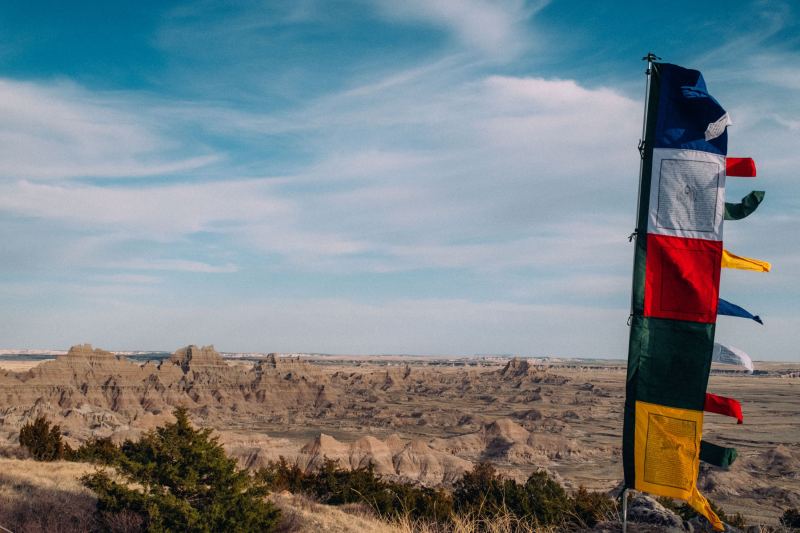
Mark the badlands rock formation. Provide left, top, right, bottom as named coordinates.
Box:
left=0, top=344, right=319, bottom=441
left=1, top=346, right=798, bottom=523
left=0, top=346, right=598, bottom=486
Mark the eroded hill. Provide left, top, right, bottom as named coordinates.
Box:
left=1, top=344, right=798, bottom=524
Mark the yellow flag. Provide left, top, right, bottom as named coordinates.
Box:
left=634, top=401, right=724, bottom=531
left=722, top=250, right=771, bottom=272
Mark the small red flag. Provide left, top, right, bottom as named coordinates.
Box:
left=705, top=393, right=743, bottom=424
left=726, top=157, right=756, bottom=177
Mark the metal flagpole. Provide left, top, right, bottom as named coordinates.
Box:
left=624, top=51, right=660, bottom=533
left=623, top=487, right=629, bottom=533
left=628, top=51, right=660, bottom=316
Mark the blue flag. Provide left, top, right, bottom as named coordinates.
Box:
left=654, top=63, right=729, bottom=155
left=718, top=298, right=763, bottom=324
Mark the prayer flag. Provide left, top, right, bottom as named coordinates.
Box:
left=717, top=298, right=762, bottom=324
left=705, top=393, right=743, bottom=424
left=724, top=191, right=764, bottom=220
left=700, top=441, right=738, bottom=468
left=722, top=250, right=771, bottom=272
left=624, top=61, right=727, bottom=531
left=712, top=342, right=754, bottom=373
left=726, top=157, right=756, bottom=177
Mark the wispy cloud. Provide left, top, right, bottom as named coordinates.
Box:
left=0, top=179, right=290, bottom=238
left=0, top=64, right=641, bottom=278
left=93, top=274, right=162, bottom=284
left=0, top=79, right=220, bottom=180
left=109, top=259, right=239, bottom=274
left=372, top=0, right=544, bottom=61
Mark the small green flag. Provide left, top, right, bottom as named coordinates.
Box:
left=724, top=191, right=764, bottom=220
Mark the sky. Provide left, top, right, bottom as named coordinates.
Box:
left=0, top=1, right=798, bottom=359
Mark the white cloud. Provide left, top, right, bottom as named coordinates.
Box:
left=0, top=178, right=371, bottom=269
left=110, top=259, right=239, bottom=274
left=372, top=0, right=543, bottom=61
left=254, top=71, right=640, bottom=272
left=0, top=79, right=219, bottom=180
left=0, top=179, right=290, bottom=238
left=0, top=67, right=641, bottom=277
left=93, top=274, right=162, bottom=284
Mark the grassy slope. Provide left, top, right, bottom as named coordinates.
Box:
left=0, top=458, right=573, bottom=532
left=0, top=458, right=97, bottom=532
left=0, top=458, right=403, bottom=533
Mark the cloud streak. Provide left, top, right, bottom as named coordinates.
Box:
left=372, top=0, right=544, bottom=61
left=0, top=60, right=641, bottom=276
left=0, top=79, right=219, bottom=180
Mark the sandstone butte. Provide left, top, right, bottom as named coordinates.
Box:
left=0, top=344, right=595, bottom=486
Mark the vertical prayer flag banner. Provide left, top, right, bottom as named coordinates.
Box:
left=624, top=60, right=729, bottom=531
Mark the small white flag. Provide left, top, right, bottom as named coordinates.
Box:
left=705, top=112, right=732, bottom=141
left=712, top=343, right=754, bottom=373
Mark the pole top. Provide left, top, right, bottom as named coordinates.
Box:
left=642, top=52, right=661, bottom=62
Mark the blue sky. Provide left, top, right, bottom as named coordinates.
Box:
left=1, top=0, right=798, bottom=359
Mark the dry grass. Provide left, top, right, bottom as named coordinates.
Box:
left=390, top=512, right=564, bottom=533
left=0, top=457, right=409, bottom=533
left=271, top=491, right=592, bottom=533
left=272, top=493, right=574, bottom=533
left=0, top=458, right=96, bottom=532
left=2, top=458, right=740, bottom=533
left=271, top=491, right=404, bottom=532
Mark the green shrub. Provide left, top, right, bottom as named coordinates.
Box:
left=258, top=456, right=307, bottom=493
left=82, top=407, right=280, bottom=532
left=19, top=416, right=67, bottom=461
left=570, top=486, right=616, bottom=527
left=306, top=458, right=387, bottom=505
left=782, top=508, right=800, bottom=528
left=452, top=462, right=507, bottom=519
left=453, top=463, right=575, bottom=527
left=68, top=436, right=122, bottom=465
left=516, top=470, right=573, bottom=526
left=258, top=457, right=453, bottom=522
left=452, top=463, right=615, bottom=529
left=386, top=482, right=453, bottom=524
left=263, top=457, right=613, bottom=529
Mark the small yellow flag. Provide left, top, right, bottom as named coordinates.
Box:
left=633, top=401, right=724, bottom=531
left=722, top=250, right=771, bottom=272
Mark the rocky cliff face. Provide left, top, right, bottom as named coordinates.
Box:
left=0, top=346, right=598, bottom=486
left=169, top=345, right=226, bottom=372
left=61, top=344, right=115, bottom=359
left=0, top=344, right=322, bottom=442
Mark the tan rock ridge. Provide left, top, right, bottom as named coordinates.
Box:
left=61, top=344, right=115, bottom=359
left=0, top=343, right=323, bottom=444
left=169, top=345, right=226, bottom=372
left=233, top=418, right=586, bottom=487
left=0, top=346, right=593, bottom=485
left=291, top=432, right=472, bottom=485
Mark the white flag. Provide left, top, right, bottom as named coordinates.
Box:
left=712, top=343, right=754, bottom=373
left=705, top=112, right=732, bottom=141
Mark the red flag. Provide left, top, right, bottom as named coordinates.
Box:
left=705, top=393, right=743, bottom=424
left=644, top=235, right=721, bottom=323
left=726, top=157, right=756, bottom=177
